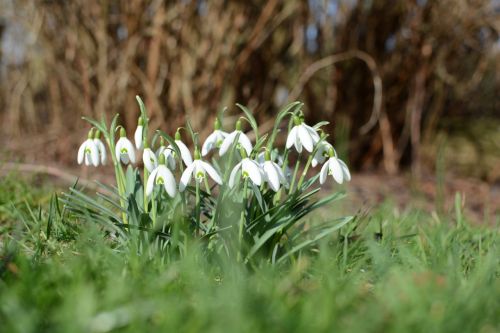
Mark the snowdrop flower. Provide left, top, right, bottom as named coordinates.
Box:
left=146, top=154, right=177, bottom=197
left=229, top=149, right=262, bottom=188
left=219, top=119, right=253, bottom=156
left=261, top=150, right=288, bottom=191
left=179, top=149, right=223, bottom=192
left=142, top=144, right=158, bottom=172
left=286, top=116, right=320, bottom=153
left=202, top=118, right=228, bottom=156
left=174, top=130, right=193, bottom=166
left=77, top=129, right=99, bottom=167
left=155, top=138, right=176, bottom=170
left=312, top=141, right=333, bottom=168
left=115, top=127, right=136, bottom=164
left=319, top=148, right=351, bottom=185
left=93, top=130, right=107, bottom=165
left=134, top=117, right=144, bottom=150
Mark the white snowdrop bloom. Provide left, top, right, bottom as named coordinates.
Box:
left=202, top=118, right=228, bottom=156
left=93, top=130, right=107, bottom=166
left=174, top=130, right=193, bottom=166
left=77, top=129, right=99, bottom=167
left=134, top=118, right=144, bottom=150
left=261, top=151, right=288, bottom=192
left=219, top=119, right=253, bottom=156
left=115, top=127, right=136, bottom=164
left=146, top=155, right=177, bottom=197
left=286, top=116, right=320, bottom=153
left=142, top=147, right=157, bottom=172
left=229, top=157, right=262, bottom=188
left=161, top=146, right=177, bottom=170
left=319, top=148, right=351, bottom=185
left=312, top=141, right=333, bottom=168
left=179, top=150, right=223, bottom=192
left=155, top=138, right=176, bottom=170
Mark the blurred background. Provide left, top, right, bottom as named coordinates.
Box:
left=0, top=0, right=498, bottom=187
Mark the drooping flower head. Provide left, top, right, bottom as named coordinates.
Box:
left=228, top=148, right=262, bottom=188
left=319, top=147, right=351, bottom=185
left=134, top=117, right=144, bottom=150
left=219, top=119, right=253, bottom=156
left=115, top=127, right=136, bottom=165
left=155, top=137, right=176, bottom=170
left=174, top=129, right=193, bottom=166
left=202, top=118, right=228, bottom=156
left=142, top=141, right=158, bottom=173
left=93, top=130, right=107, bottom=166
left=146, top=154, right=177, bottom=197
left=77, top=128, right=99, bottom=167
left=286, top=115, right=320, bottom=153
left=179, top=148, right=223, bottom=192
left=261, top=149, right=288, bottom=192
left=312, top=140, right=333, bottom=168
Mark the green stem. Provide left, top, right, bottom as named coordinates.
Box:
left=143, top=168, right=149, bottom=213
left=238, top=179, right=249, bottom=262
left=297, top=154, right=313, bottom=189
left=195, top=181, right=201, bottom=235
left=288, top=155, right=302, bottom=195
left=151, top=190, right=157, bottom=229
left=212, top=138, right=238, bottom=227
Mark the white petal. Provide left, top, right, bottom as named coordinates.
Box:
left=286, top=126, right=298, bottom=149
left=201, top=132, right=217, bottom=156
left=179, top=162, right=196, bottom=192
left=77, top=142, right=85, bottom=164
left=158, top=165, right=176, bottom=197
left=319, top=161, right=329, bottom=184
left=176, top=140, right=192, bottom=166
left=143, top=148, right=158, bottom=172
left=94, top=139, right=107, bottom=165
left=294, top=138, right=303, bottom=153
left=263, top=161, right=280, bottom=191
left=84, top=154, right=91, bottom=166
left=304, top=124, right=320, bottom=143
left=146, top=168, right=158, bottom=196
left=115, top=139, right=123, bottom=162
left=298, top=125, right=314, bottom=152
left=86, top=140, right=99, bottom=167
left=201, top=161, right=222, bottom=185
left=338, top=159, right=351, bottom=182
left=238, top=132, right=253, bottom=156
left=163, top=147, right=176, bottom=170
left=242, top=159, right=262, bottom=186
left=124, top=139, right=136, bottom=164
left=219, top=131, right=237, bottom=156
left=228, top=162, right=241, bottom=188
left=216, top=130, right=228, bottom=140
left=134, top=125, right=143, bottom=150
left=329, top=158, right=344, bottom=184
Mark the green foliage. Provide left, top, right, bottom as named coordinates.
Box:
left=0, top=181, right=498, bottom=333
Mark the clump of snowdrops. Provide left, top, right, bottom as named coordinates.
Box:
left=65, top=97, right=353, bottom=264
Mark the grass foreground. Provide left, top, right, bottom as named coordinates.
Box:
left=0, top=176, right=498, bottom=333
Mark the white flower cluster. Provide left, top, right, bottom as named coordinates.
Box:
left=77, top=112, right=350, bottom=197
